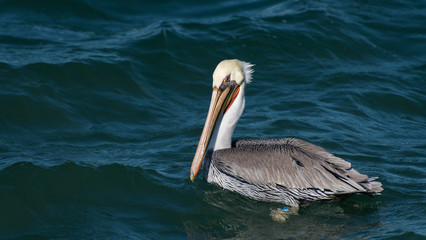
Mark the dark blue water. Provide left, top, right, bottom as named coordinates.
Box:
left=1, top=0, right=425, bottom=239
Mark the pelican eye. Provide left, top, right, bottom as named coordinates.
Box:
left=224, top=75, right=231, bottom=84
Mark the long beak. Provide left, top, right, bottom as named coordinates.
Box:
left=190, top=83, right=240, bottom=181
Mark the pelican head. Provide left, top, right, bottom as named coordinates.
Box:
left=190, top=59, right=253, bottom=181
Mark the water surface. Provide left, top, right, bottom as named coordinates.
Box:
left=0, top=0, right=425, bottom=239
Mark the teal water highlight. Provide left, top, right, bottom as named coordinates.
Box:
left=1, top=0, right=425, bottom=239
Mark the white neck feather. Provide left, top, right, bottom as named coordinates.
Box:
left=209, top=84, right=246, bottom=151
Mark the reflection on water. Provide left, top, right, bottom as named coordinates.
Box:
left=183, top=185, right=382, bottom=239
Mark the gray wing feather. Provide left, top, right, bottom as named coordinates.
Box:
left=213, top=138, right=382, bottom=195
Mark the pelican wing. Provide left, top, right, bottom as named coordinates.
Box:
left=212, top=138, right=381, bottom=194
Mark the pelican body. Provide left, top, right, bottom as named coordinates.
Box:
left=190, top=59, right=382, bottom=208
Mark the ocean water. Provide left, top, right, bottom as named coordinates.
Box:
left=1, top=0, right=425, bottom=239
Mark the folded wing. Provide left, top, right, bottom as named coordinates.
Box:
left=212, top=138, right=382, bottom=195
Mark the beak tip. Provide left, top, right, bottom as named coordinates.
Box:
left=190, top=174, right=195, bottom=182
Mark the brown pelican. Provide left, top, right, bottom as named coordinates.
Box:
left=190, top=59, right=382, bottom=219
